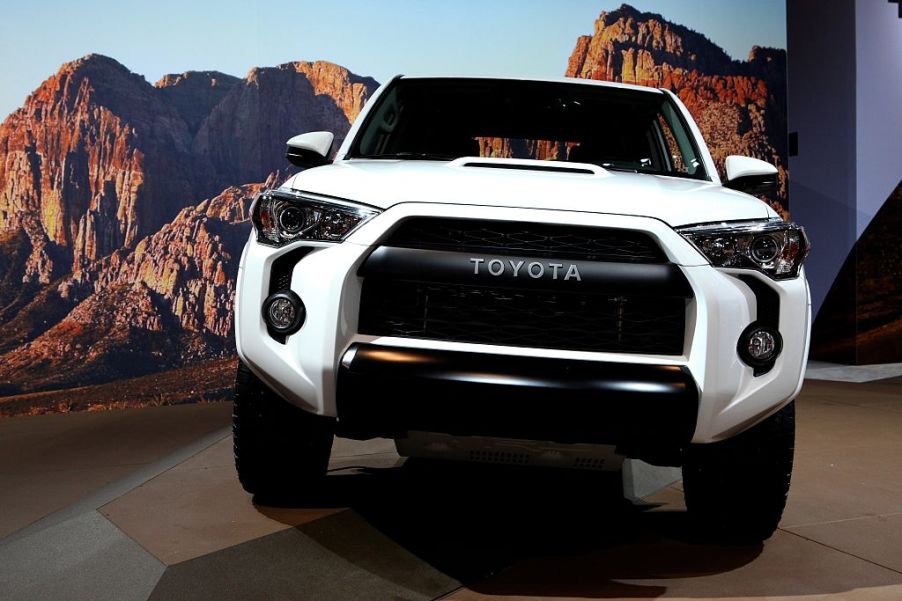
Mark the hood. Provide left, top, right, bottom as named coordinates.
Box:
left=285, top=158, right=775, bottom=227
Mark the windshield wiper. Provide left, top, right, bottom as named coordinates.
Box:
left=599, top=163, right=703, bottom=180
left=600, top=164, right=640, bottom=173
left=355, top=152, right=457, bottom=161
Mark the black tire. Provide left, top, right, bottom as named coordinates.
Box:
left=682, top=400, right=795, bottom=543
left=233, top=361, right=334, bottom=499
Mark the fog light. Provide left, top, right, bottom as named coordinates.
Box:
left=262, top=291, right=305, bottom=335
left=738, top=324, right=782, bottom=367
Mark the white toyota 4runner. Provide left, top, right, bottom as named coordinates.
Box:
left=234, top=76, right=810, bottom=542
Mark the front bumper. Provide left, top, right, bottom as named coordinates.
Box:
left=338, top=343, right=698, bottom=454
left=236, top=202, right=811, bottom=444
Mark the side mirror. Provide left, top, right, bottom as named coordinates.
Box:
left=724, top=155, right=778, bottom=196
left=286, top=131, right=334, bottom=169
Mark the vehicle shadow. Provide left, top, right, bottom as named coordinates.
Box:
left=254, top=459, right=764, bottom=598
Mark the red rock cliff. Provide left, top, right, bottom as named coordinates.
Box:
left=192, top=61, right=378, bottom=188
left=0, top=55, right=378, bottom=394
left=566, top=4, right=788, bottom=212
left=0, top=56, right=378, bottom=286
left=0, top=55, right=202, bottom=281
left=0, top=177, right=273, bottom=393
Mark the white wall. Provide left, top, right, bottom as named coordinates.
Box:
left=787, top=0, right=857, bottom=315
left=855, top=0, right=902, bottom=236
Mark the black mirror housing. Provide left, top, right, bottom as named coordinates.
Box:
left=724, top=173, right=779, bottom=196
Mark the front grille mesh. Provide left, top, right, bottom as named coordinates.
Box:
left=359, top=279, right=687, bottom=355
left=384, top=218, right=666, bottom=263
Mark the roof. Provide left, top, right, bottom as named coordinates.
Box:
left=397, top=74, right=664, bottom=94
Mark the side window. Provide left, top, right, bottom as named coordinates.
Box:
left=659, top=101, right=703, bottom=176
left=656, top=114, right=686, bottom=173
left=354, top=88, right=400, bottom=156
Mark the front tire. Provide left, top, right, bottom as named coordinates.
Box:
left=233, top=361, right=334, bottom=499
left=682, top=401, right=795, bottom=543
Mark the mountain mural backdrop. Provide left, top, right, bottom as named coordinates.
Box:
left=0, top=4, right=787, bottom=415
left=0, top=55, right=378, bottom=411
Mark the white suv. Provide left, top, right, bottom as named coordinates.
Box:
left=234, top=76, right=810, bottom=542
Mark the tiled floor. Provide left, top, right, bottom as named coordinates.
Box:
left=1, top=375, right=901, bottom=600
left=806, top=360, right=902, bottom=383
left=0, top=403, right=232, bottom=539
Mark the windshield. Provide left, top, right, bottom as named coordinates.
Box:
left=349, top=77, right=707, bottom=180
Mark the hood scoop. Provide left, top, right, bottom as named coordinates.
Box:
left=450, top=156, right=606, bottom=176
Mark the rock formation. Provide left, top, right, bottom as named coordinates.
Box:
left=566, top=4, right=788, bottom=214
left=0, top=55, right=200, bottom=281
left=0, top=55, right=377, bottom=395
left=192, top=61, right=378, bottom=188
left=155, top=70, right=241, bottom=136
left=0, top=178, right=271, bottom=394
left=0, top=55, right=376, bottom=284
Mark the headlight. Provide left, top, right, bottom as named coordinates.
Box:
left=251, top=189, right=380, bottom=246
left=676, top=218, right=809, bottom=279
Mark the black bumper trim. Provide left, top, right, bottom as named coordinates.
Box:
left=737, top=274, right=782, bottom=376
left=336, top=343, right=699, bottom=448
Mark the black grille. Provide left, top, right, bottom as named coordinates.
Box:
left=384, top=218, right=666, bottom=264
left=359, top=279, right=686, bottom=355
